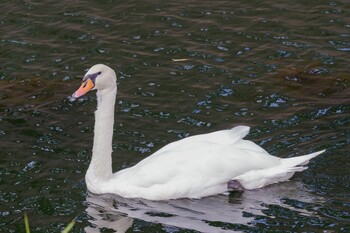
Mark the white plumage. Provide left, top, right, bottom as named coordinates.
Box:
left=72, top=64, right=325, bottom=201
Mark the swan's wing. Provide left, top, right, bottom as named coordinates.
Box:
left=108, top=126, right=322, bottom=200
left=153, top=125, right=250, bottom=156
left=112, top=126, right=280, bottom=199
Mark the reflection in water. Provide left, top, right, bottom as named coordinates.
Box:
left=85, top=182, right=323, bottom=233
left=85, top=206, right=133, bottom=233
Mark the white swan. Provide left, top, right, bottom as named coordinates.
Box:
left=72, top=64, right=325, bottom=201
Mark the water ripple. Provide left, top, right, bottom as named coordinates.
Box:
left=0, top=0, right=349, bottom=232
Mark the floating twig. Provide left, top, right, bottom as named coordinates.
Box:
left=172, top=58, right=189, bottom=62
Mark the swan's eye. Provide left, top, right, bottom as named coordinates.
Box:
left=98, top=71, right=102, bottom=75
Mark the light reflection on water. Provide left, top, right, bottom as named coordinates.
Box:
left=0, top=0, right=349, bottom=232
left=85, top=182, right=323, bottom=233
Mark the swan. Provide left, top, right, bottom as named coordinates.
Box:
left=71, top=64, right=325, bottom=201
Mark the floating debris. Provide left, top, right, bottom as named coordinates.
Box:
left=172, top=58, right=189, bottom=62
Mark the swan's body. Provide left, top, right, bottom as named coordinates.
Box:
left=72, top=64, right=325, bottom=201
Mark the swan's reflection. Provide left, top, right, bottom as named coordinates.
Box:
left=84, top=181, right=323, bottom=233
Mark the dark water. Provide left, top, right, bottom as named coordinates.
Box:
left=0, top=0, right=349, bottom=232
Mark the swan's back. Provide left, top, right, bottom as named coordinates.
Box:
left=153, top=126, right=269, bottom=155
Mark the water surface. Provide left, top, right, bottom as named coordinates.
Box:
left=0, top=0, right=349, bottom=232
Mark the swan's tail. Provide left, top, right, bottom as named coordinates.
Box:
left=232, top=150, right=326, bottom=190
left=280, top=149, right=325, bottom=168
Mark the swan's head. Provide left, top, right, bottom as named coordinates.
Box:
left=72, top=64, right=116, bottom=98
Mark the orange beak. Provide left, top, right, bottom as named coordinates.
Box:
left=72, top=78, right=95, bottom=98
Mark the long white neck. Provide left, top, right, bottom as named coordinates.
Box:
left=86, top=86, right=117, bottom=183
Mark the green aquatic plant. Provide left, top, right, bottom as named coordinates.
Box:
left=24, top=213, right=30, bottom=233
left=61, top=220, right=76, bottom=233
left=24, top=213, right=76, bottom=233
